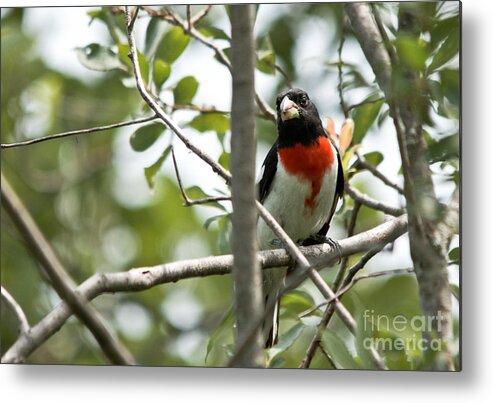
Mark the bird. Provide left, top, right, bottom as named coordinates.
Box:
left=257, top=88, right=344, bottom=348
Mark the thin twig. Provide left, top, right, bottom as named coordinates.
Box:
left=1, top=174, right=136, bottom=365
left=171, top=148, right=231, bottom=207
left=299, top=267, right=415, bottom=319
left=186, top=5, right=192, bottom=32
left=345, top=183, right=405, bottom=216
left=345, top=97, right=386, bottom=114
left=191, top=5, right=212, bottom=25
left=337, top=16, right=348, bottom=118
left=336, top=267, right=414, bottom=299
left=1, top=115, right=158, bottom=149
left=300, top=246, right=384, bottom=369
left=355, top=151, right=405, bottom=194
left=170, top=104, right=229, bottom=114
left=1, top=286, right=30, bottom=335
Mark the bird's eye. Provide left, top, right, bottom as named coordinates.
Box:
left=299, top=95, right=308, bottom=107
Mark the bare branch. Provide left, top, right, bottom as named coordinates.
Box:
left=1, top=286, right=30, bottom=335
left=345, top=97, right=386, bottom=114
left=229, top=4, right=263, bottom=367
left=344, top=3, right=392, bottom=96
left=355, top=151, right=404, bottom=194
left=345, top=183, right=405, bottom=216
left=337, top=17, right=348, bottom=118
left=2, top=215, right=407, bottom=364
left=1, top=115, right=158, bottom=149
left=191, top=5, right=212, bottom=25
left=1, top=174, right=136, bottom=365
left=171, top=148, right=231, bottom=207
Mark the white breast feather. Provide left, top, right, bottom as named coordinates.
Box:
left=257, top=148, right=339, bottom=250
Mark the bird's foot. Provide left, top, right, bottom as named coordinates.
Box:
left=269, top=238, right=285, bottom=248
left=302, top=235, right=342, bottom=263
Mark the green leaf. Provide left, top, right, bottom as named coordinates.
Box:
left=205, top=307, right=234, bottom=364
left=257, top=35, right=276, bottom=75
left=363, top=151, right=384, bottom=167
left=427, top=133, right=459, bottom=163
left=430, top=16, right=459, bottom=51
left=188, top=113, right=230, bottom=135
left=186, top=186, right=227, bottom=211
left=117, top=44, right=149, bottom=83
left=75, top=43, right=124, bottom=72
left=440, top=69, right=459, bottom=106
left=448, top=247, right=460, bottom=264
left=268, top=356, right=286, bottom=368
left=157, top=26, right=190, bottom=64
left=173, top=76, right=199, bottom=105
left=214, top=47, right=232, bottom=67
left=153, top=59, right=171, bottom=89
left=281, top=290, right=317, bottom=318
left=204, top=213, right=228, bottom=229
left=145, top=17, right=167, bottom=57
left=395, top=35, right=428, bottom=72
left=218, top=152, right=230, bottom=171
left=428, top=28, right=459, bottom=72
left=268, top=322, right=305, bottom=361
left=198, top=26, right=230, bottom=41
left=351, top=95, right=385, bottom=144
left=144, top=145, right=172, bottom=188
left=129, top=123, right=163, bottom=152
left=321, top=330, right=361, bottom=369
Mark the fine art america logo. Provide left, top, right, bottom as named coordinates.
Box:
left=362, top=309, right=446, bottom=352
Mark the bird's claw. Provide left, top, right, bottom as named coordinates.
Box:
left=303, top=235, right=342, bottom=264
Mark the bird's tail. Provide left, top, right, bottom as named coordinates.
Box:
left=262, top=267, right=287, bottom=348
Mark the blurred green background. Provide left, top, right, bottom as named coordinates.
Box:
left=1, top=3, right=459, bottom=369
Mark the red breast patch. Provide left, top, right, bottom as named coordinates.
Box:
left=278, top=136, right=335, bottom=210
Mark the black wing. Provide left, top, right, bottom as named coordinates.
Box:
left=315, top=141, right=344, bottom=237
left=258, top=140, right=279, bottom=203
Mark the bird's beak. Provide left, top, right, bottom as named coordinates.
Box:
left=280, top=96, right=300, bottom=122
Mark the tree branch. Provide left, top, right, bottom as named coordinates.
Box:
left=2, top=215, right=407, bottom=364
left=355, top=151, right=405, bottom=194
left=345, top=183, right=405, bottom=216
left=1, top=174, right=136, bottom=365
left=229, top=4, right=263, bottom=367
left=171, top=148, right=231, bottom=207
left=1, top=114, right=158, bottom=149
left=1, top=286, right=30, bottom=336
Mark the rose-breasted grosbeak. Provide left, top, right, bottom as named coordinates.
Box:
left=257, top=88, right=344, bottom=348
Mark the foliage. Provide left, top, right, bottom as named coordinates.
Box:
left=1, top=3, right=459, bottom=369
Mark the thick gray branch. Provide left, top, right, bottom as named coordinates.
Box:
left=230, top=4, right=263, bottom=367
left=1, top=215, right=407, bottom=364
left=344, top=3, right=392, bottom=96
